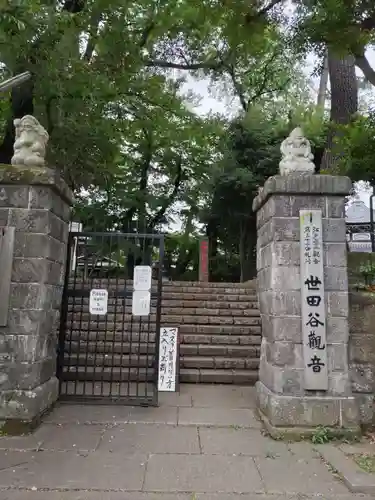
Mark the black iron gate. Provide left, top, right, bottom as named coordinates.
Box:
left=57, top=231, right=164, bottom=406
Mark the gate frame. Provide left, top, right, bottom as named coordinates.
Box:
left=57, top=230, right=164, bottom=406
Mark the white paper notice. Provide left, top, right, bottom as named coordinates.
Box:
left=300, top=209, right=328, bottom=391
left=133, top=265, right=152, bottom=291
left=89, top=289, right=108, bottom=316
left=158, top=327, right=178, bottom=392
left=132, top=290, right=151, bottom=316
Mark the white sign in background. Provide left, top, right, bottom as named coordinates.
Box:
left=133, top=265, right=152, bottom=291
left=299, top=210, right=328, bottom=391
left=132, top=265, right=152, bottom=316
left=132, top=290, right=151, bottom=316
left=89, top=289, right=108, bottom=316
left=158, top=327, right=178, bottom=392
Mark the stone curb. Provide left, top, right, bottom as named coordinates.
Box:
left=315, top=443, right=375, bottom=494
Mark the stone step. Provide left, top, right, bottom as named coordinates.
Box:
left=162, top=292, right=257, bottom=301
left=180, top=368, right=258, bottom=385
left=66, top=315, right=261, bottom=326
left=64, top=353, right=154, bottom=368
left=65, top=340, right=156, bottom=355
left=67, top=294, right=258, bottom=306
left=65, top=325, right=261, bottom=344
left=180, top=356, right=259, bottom=370
left=64, top=341, right=260, bottom=358
left=67, top=306, right=260, bottom=316
left=180, top=333, right=262, bottom=346
left=62, top=366, right=154, bottom=382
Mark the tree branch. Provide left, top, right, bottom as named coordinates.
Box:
left=354, top=52, right=375, bottom=87
left=150, top=156, right=183, bottom=227
left=144, top=58, right=224, bottom=71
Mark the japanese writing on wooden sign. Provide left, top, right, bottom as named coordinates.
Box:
left=89, top=289, right=108, bottom=316
left=158, top=327, right=178, bottom=392
left=300, top=210, right=328, bottom=391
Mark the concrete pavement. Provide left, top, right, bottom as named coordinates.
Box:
left=0, top=385, right=373, bottom=499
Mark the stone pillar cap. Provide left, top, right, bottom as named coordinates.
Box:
left=0, top=164, right=74, bottom=205
left=253, top=174, right=352, bottom=212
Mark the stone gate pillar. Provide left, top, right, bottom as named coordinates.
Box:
left=253, top=128, right=359, bottom=437
left=0, top=164, right=73, bottom=432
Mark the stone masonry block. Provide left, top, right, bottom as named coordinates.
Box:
left=256, top=195, right=291, bottom=229
left=326, top=316, right=349, bottom=343
left=271, top=241, right=299, bottom=267
left=355, top=394, right=374, bottom=425
left=256, top=381, right=359, bottom=429
left=326, top=197, right=346, bottom=218
left=323, top=243, right=347, bottom=267
left=349, top=334, right=375, bottom=364
left=350, top=364, right=374, bottom=393
left=8, top=208, right=50, bottom=233
left=0, top=186, right=29, bottom=208
left=289, top=195, right=326, bottom=217
left=2, top=334, right=56, bottom=363
left=29, top=186, right=71, bottom=222
left=9, top=283, right=58, bottom=310
left=14, top=233, right=66, bottom=264
left=261, top=314, right=302, bottom=343
left=323, top=218, right=347, bottom=243
left=324, top=267, right=348, bottom=291
left=265, top=341, right=295, bottom=366
left=259, top=359, right=305, bottom=396
left=328, top=372, right=351, bottom=396
left=0, top=208, right=9, bottom=225
left=259, top=291, right=301, bottom=316
left=271, top=217, right=299, bottom=243
left=12, top=258, right=64, bottom=285
left=5, top=310, right=54, bottom=337
left=253, top=175, right=352, bottom=212
left=5, top=357, right=56, bottom=391
left=327, top=292, right=349, bottom=317
left=327, top=344, right=349, bottom=372
left=0, top=376, right=59, bottom=421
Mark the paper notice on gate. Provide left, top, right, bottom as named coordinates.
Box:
left=89, top=289, right=108, bottom=315
left=132, top=290, right=151, bottom=316
left=133, top=265, right=152, bottom=291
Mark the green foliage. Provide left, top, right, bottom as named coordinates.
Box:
left=311, top=426, right=333, bottom=444
left=334, top=113, right=375, bottom=182
left=354, top=454, right=375, bottom=474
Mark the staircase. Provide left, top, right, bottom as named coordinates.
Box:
left=161, top=281, right=261, bottom=385
left=63, top=281, right=261, bottom=387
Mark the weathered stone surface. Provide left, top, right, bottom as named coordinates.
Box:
left=0, top=165, right=74, bottom=204
left=253, top=175, right=352, bottom=212
left=14, top=233, right=66, bottom=263
left=0, top=376, right=59, bottom=421
left=0, top=172, right=71, bottom=428
left=255, top=173, right=358, bottom=430
left=327, top=291, right=349, bottom=317
left=256, top=381, right=359, bottom=429
left=0, top=186, right=29, bottom=208
left=350, top=364, right=374, bottom=393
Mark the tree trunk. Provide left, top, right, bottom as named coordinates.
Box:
left=320, top=51, right=358, bottom=172
left=317, top=53, right=329, bottom=109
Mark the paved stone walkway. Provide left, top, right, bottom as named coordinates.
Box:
left=0, top=385, right=372, bottom=499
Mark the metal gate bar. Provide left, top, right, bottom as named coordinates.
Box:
left=57, top=231, right=164, bottom=406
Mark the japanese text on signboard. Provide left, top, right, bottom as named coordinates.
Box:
left=300, top=210, right=328, bottom=390
left=158, top=328, right=178, bottom=392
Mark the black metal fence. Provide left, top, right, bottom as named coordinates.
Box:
left=57, top=231, right=164, bottom=406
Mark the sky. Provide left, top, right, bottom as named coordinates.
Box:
left=183, top=49, right=375, bottom=207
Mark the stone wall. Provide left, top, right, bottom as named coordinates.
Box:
left=254, top=175, right=359, bottom=435
left=0, top=165, right=73, bottom=430
left=349, top=291, right=375, bottom=426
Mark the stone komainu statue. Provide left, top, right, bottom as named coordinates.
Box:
left=11, top=115, right=49, bottom=167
